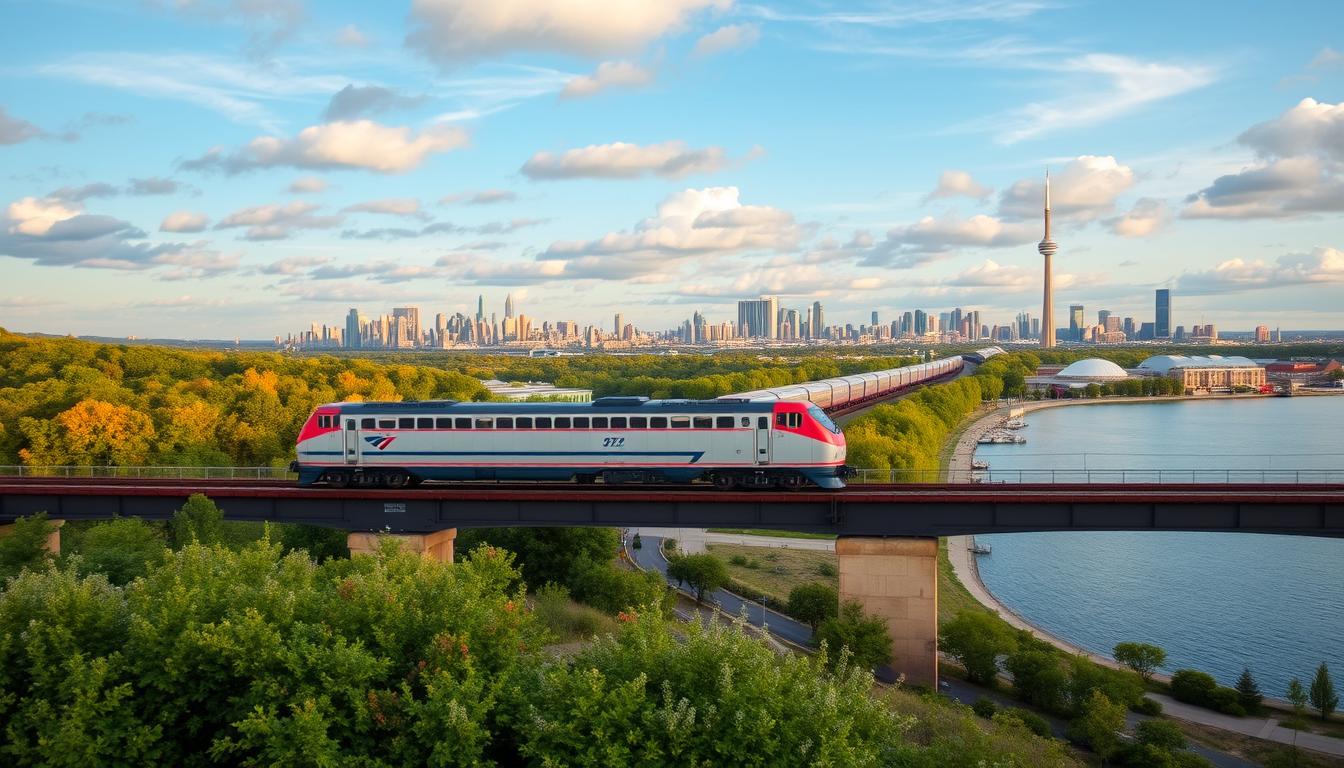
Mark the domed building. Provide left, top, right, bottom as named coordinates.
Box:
left=1055, top=358, right=1130, bottom=381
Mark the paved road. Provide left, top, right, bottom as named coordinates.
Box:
left=635, top=527, right=835, bottom=554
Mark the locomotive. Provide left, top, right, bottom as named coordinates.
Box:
left=292, top=396, right=849, bottom=489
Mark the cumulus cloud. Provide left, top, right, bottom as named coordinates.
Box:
left=341, top=198, right=425, bottom=218
left=323, top=84, right=426, bottom=121
left=1184, top=99, right=1344, bottom=219
left=0, top=107, right=44, bottom=144
left=560, top=61, right=655, bottom=100
left=161, top=210, right=210, bottom=233
left=6, top=197, right=82, bottom=236
left=47, top=183, right=120, bottom=202
left=287, top=176, right=327, bottom=194
left=1177, top=247, right=1344, bottom=294
left=339, top=217, right=543, bottom=241
left=925, top=170, right=991, bottom=201
left=881, top=212, right=1037, bottom=255
left=692, top=24, right=760, bottom=58
left=181, top=120, right=468, bottom=174
left=1108, top=197, right=1168, bottom=237
left=128, top=176, right=178, bottom=195
left=406, top=0, right=728, bottom=65
left=521, top=141, right=731, bottom=180
left=999, top=155, right=1135, bottom=221
left=441, top=189, right=517, bottom=205
left=214, top=200, right=341, bottom=240
left=336, top=24, right=369, bottom=47
left=260, top=255, right=334, bottom=275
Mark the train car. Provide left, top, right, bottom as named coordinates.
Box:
left=293, top=397, right=849, bottom=490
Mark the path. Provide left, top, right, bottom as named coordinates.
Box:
left=635, top=527, right=835, bottom=554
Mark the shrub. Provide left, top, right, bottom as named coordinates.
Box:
left=1004, top=708, right=1053, bottom=738
left=1135, top=719, right=1186, bottom=751
left=746, top=558, right=762, bottom=569
left=568, top=557, right=669, bottom=615
left=940, top=611, right=1016, bottom=685
left=786, top=582, right=838, bottom=632
left=816, top=601, right=893, bottom=671
left=1208, top=687, right=1246, bottom=716
left=1171, top=669, right=1218, bottom=705
left=67, top=517, right=165, bottom=586
left=972, top=697, right=999, bottom=719
left=532, top=583, right=618, bottom=641
left=816, top=562, right=838, bottom=578
left=1131, top=696, right=1163, bottom=715
left=1113, top=641, right=1166, bottom=682
left=729, top=554, right=749, bottom=567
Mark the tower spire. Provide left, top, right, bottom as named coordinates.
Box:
left=1038, top=169, right=1057, bottom=348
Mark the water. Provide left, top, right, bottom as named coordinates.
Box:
left=974, top=397, right=1344, bottom=694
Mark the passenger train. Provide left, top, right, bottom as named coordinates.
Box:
left=292, top=356, right=966, bottom=490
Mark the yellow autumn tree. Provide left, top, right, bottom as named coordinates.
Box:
left=19, top=399, right=156, bottom=467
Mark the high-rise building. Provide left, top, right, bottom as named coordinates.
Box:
left=345, top=308, right=363, bottom=349
left=871, top=310, right=879, bottom=327
left=613, top=313, right=624, bottom=336
left=392, top=307, right=420, bottom=347
left=476, top=295, right=484, bottom=322
left=811, top=301, right=824, bottom=339
left=1155, top=289, right=1172, bottom=338
left=737, top=296, right=779, bottom=339
left=1123, top=317, right=1136, bottom=339
left=1069, top=305, right=1084, bottom=341
left=1098, top=309, right=1111, bottom=328
left=1255, top=324, right=1270, bottom=342
left=504, top=293, right=515, bottom=319
left=914, top=309, right=927, bottom=336
left=1038, top=171, right=1057, bottom=348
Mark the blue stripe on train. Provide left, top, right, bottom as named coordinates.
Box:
left=299, top=450, right=706, bottom=462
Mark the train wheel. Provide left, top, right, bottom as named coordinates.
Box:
left=712, top=474, right=736, bottom=490
left=326, top=471, right=349, bottom=488
left=385, top=471, right=410, bottom=489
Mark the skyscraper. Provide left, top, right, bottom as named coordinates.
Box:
left=1038, top=170, right=1057, bottom=348
left=811, top=301, right=824, bottom=339
left=1069, top=305, right=1084, bottom=341
left=476, top=295, right=484, bottom=322
left=1155, top=288, right=1172, bottom=338
left=871, top=311, right=879, bottom=327
left=392, top=307, right=420, bottom=347
left=345, top=308, right=362, bottom=349
left=737, top=296, right=779, bottom=339
left=504, top=293, right=515, bottom=319
left=613, top=313, right=624, bottom=336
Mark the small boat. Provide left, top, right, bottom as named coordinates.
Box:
left=977, top=432, right=1026, bottom=445
left=969, top=537, right=992, bottom=555
left=971, top=459, right=990, bottom=470
left=1003, top=418, right=1027, bottom=429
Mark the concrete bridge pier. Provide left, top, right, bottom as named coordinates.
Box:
left=835, top=536, right=938, bottom=688
left=347, top=528, right=457, bottom=562
left=0, top=518, right=65, bottom=555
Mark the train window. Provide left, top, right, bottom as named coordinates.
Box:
left=573, top=417, right=590, bottom=428
left=776, top=413, right=788, bottom=426
left=516, top=417, right=533, bottom=429
left=670, top=416, right=690, bottom=429
left=535, top=417, right=552, bottom=428
left=651, top=417, right=668, bottom=428
left=787, top=413, right=803, bottom=428
left=741, top=417, right=751, bottom=427
left=758, top=417, right=768, bottom=429
left=610, top=417, right=627, bottom=428
left=497, top=417, right=514, bottom=429
left=455, top=418, right=472, bottom=429
left=555, top=417, right=571, bottom=428
left=346, top=420, right=355, bottom=430
left=316, top=415, right=328, bottom=428
left=592, top=417, right=608, bottom=429
left=436, top=418, right=452, bottom=428
left=362, top=418, right=375, bottom=429
left=474, top=417, right=494, bottom=429
left=417, top=417, right=434, bottom=429
left=378, top=419, right=396, bottom=429
left=693, top=416, right=712, bottom=429
left=716, top=416, right=734, bottom=429
left=630, top=416, right=648, bottom=428
left=399, top=418, right=415, bottom=429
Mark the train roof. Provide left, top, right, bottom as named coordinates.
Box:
left=323, top=397, right=780, bottom=415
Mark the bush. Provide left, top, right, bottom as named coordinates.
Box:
left=1131, top=696, right=1163, bottom=715
left=1004, top=708, right=1053, bottom=738
left=67, top=517, right=165, bottom=586
left=1170, top=669, right=1218, bottom=705
left=532, top=583, right=618, bottom=641
left=816, top=601, right=893, bottom=671
left=729, top=554, right=749, bottom=567
left=568, top=557, right=669, bottom=615
left=1208, top=687, right=1246, bottom=716
left=745, top=558, right=762, bottom=569
left=0, top=512, right=56, bottom=583
left=941, top=611, right=1016, bottom=685
left=1135, top=719, right=1186, bottom=751
left=816, top=562, right=838, bottom=578
left=786, top=582, right=839, bottom=632
left=972, top=697, right=999, bottom=719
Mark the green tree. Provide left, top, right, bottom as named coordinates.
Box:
left=1235, top=667, right=1264, bottom=713
left=1135, top=718, right=1186, bottom=751
left=456, top=526, right=618, bottom=591
left=1005, top=642, right=1070, bottom=714
left=1068, top=655, right=1145, bottom=713
left=1067, top=689, right=1126, bottom=763
left=787, top=582, right=838, bottom=631
left=665, top=552, right=728, bottom=603
left=1309, top=662, right=1338, bottom=720
left=816, top=601, right=893, bottom=673
left=169, top=493, right=224, bottom=547
left=940, top=610, right=1016, bottom=685
left=277, top=523, right=350, bottom=562
left=0, top=512, right=58, bottom=583
left=1113, top=641, right=1166, bottom=682
left=1287, top=677, right=1309, bottom=726
left=69, top=517, right=165, bottom=585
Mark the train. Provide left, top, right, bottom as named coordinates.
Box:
left=292, top=396, right=850, bottom=489
left=721, top=356, right=964, bottom=410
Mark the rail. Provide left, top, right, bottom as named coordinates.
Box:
left=849, top=468, right=1344, bottom=484
left=0, top=465, right=297, bottom=480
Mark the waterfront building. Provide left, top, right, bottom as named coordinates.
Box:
left=1038, top=171, right=1057, bottom=348
left=1138, top=355, right=1266, bottom=392
left=1026, top=357, right=1130, bottom=394
left=1155, top=289, right=1172, bottom=338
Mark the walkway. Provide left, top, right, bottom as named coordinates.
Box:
left=634, top=527, right=834, bottom=554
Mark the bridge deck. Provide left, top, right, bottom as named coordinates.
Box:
left=3, top=478, right=1342, bottom=538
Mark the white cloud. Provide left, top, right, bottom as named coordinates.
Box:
left=7, top=197, right=81, bottom=236
left=341, top=198, right=425, bottom=218
left=441, top=189, right=517, bottom=205
left=521, top=141, right=730, bottom=180
left=215, top=201, right=341, bottom=240
left=884, top=212, right=1037, bottom=253
left=1238, top=97, right=1344, bottom=163
left=1177, top=247, right=1344, bottom=294
left=336, top=24, right=369, bottom=47
left=287, top=176, right=328, bottom=194
left=692, top=24, right=760, bottom=58
left=1108, top=198, right=1168, bottom=237
left=406, top=0, right=729, bottom=65
left=181, top=120, right=469, bottom=174
left=161, top=211, right=211, bottom=233
left=1309, top=47, right=1344, bottom=69
left=925, top=169, right=991, bottom=201
left=999, top=155, right=1135, bottom=220
left=0, top=107, right=44, bottom=145
left=560, top=61, right=655, bottom=100
left=323, top=84, right=426, bottom=121
left=260, top=255, right=334, bottom=275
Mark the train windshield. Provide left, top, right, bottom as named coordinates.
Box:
left=807, top=404, right=840, bottom=434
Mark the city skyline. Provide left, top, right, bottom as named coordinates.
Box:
left=2, top=1, right=1343, bottom=338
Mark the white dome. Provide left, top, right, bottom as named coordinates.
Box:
left=1056, top=358, right=1128, bottom=380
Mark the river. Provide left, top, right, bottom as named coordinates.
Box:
left=973, top=396, right=1344, bottom=695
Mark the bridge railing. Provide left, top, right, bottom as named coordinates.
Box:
left=849, top=468, right=1344, bottom=484
left=0, top=465, right=298, bottom=480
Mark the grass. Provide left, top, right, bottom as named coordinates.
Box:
left=1174, top=720, right=1344, bottom=768
left=531, top=590, right=620, bottom=643
left=705, top=528, right=837, bottom=540
left=937, top=537, right=997, bottom=625
left=705, top=543, right=837, bottom=606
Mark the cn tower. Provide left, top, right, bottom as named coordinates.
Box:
left=1038, top=170, right=1057, bottom=348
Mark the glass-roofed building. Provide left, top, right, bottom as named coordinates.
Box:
left=1137, top=355, right=1266, bottom=392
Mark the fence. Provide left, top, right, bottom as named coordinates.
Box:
left=848, top=468, right=1344, bottom=484
left=0, top=466, right=297, bottom=480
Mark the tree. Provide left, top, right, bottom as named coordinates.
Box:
left=787, top=582, right=838, bottom=631
left=1135, top=719, right=1186, bottom=752
left=665, top=552, right=728, bottom=603
left=940, top=610, right=1016, bottom=685
left=0, top=512, right=56, bottom=583
left=1068, top=689, right=1126, bottom=763
left=1310, top=662, right=1338, bottom=721
left=1170, top=669, right=1218, bottom=705
left=1235, top=667, right=1263, bottom=714
left=1113, top=641, right=1166, bottom=682
left=1005, top=644, right=1070, bottom=714
left=816, top=601, right=892, bottom=672
left=169, top=493, right=224, bottom=547
left=456, top=526, right=618, bottom=590
left=69, top=517, right=165, bottom=585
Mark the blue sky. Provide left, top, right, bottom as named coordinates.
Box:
left=2, top=0, right=1342, bottom=338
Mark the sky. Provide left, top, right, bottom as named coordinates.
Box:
left=1, top=0, right=1342, bottom=339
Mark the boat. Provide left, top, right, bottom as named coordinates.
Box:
left=977, top=432, right=1026, bottom=445
left=1003, top=418, right=1027, bottom=429
left=968, top=537, right=992, bottom=555
left=971, top=459, right=990, bottom=470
